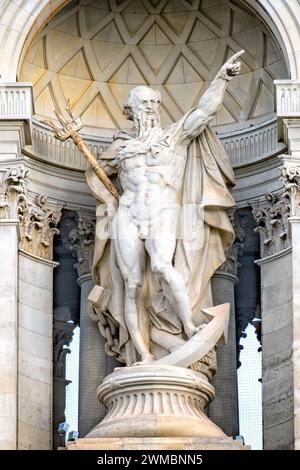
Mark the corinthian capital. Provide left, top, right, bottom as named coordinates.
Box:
left=0, top=166, right=29, bottom=219
left=252, top=192, right=290, bottom=258
left=19, top=194, right=61, bottom=260
left=280, top=159, right=300, bottom=217
left=0, top=165, right=61, bottom=260
left=68, top=213, right=95, bottom=277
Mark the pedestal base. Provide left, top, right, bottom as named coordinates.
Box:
left=67, top=436, right=249, bottom=450
left=86, top=364, right=224, bottom=439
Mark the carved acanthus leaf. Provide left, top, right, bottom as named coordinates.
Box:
left=280, top=163, right=300, bottom=217
left=252, top=192, right=290, bottom=257
left=0, top=167, right=29, bottom=219
left=0, top=166, right=61, bottom=260
left=19, top=194, right=61, bottom=260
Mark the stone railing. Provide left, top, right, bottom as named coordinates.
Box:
left=0, top=83, right=33, bottom=120
left=218, top=117, right=284, bottom=167
left=30, top=119, right=110, bottom=170
left=275, top=80, right=300, bottom=117
left=28, top=115, right=284, bottom=171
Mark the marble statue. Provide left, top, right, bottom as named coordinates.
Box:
left=85, top=51, right=243, bottom=366
left=47, top=51, right=246, bottom=444
left=46, top=51, right=243, bottom=367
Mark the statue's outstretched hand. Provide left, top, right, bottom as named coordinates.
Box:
left=217, top=50, right=245, bottom=81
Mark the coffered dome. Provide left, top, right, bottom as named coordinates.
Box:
left=19, top=0, right=288, bottom=137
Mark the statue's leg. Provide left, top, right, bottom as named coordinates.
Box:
left=145, top=213, right=200, bottom=338
left=112, top=211, right=153, bottom=363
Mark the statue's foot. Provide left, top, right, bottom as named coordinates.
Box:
left=184, top=323, right=206, bottom=339
left=133, top=353, right=154, bottom=366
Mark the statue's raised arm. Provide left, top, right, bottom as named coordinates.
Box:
left=182, top=50, right=244, bottom=138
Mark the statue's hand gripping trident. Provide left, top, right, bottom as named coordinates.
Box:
left=43, top=100, right=119, bottom=200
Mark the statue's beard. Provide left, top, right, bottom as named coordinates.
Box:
left=134, top=108, right=161, bottom=136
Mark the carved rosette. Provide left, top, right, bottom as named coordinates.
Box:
left=252, top=192, right=290, bottom=258
left=68, top=213, right=95, bottom=277
left=0, top=166, right=61, bottom=260
left=280, top=162, right=300, bottom=217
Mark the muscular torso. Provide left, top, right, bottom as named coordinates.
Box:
left=112, top=127, right=188, bottom=226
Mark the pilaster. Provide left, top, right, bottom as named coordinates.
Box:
left=0, top=82, right=62, bottom=449
left=280, top=156, right=300, bottom=450
left=252, top=188, right=293, bottom=449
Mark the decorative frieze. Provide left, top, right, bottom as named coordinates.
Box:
left=68, top=214, right=95, bottom=277
left=252, top=192, right=290, bottom=258
left=0, top=166, right=61, bottom=260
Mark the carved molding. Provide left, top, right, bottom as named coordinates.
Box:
left=0, top=166, right=61, bottom=260
left=252, top=192, right=290, bottom=258
left=68, top=213, right=95, bottom=278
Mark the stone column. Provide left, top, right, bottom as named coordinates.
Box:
left=253, top=191, right=293, bottom=450
left=17, top=192, right=61, bottom=450
left=69, top=213, right=117, bottom=437
left=0, top=85, right=33, bottom=449
left=0, top=164, right=61, bottom=449
left=209, top=215, right=244, bottom=437
left=0, top=168, right=22, bottom=449
left=280, top=159, right=300, bottom=450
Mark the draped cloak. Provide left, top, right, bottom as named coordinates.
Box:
left=86, top=126, right=235, bottom=365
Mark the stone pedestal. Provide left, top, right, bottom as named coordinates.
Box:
left=85, top=364, right=224, bottom=439
left=67, top=436, right=249, bottom=450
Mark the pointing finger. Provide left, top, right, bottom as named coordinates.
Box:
left=229, top=50, right=245, bottom=62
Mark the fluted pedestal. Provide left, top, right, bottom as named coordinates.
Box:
left=67, top=364, right=248, bottom=450
left=85, top=364, right=224, bottom=439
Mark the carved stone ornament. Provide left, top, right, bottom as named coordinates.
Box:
left=0, top=167, right=28, bottom=219
left=0, top=166, right=61, bottom=260
left=252, top=192, right=290, bottom=258
left=280, top=162, right=300, bottom=217
left=68, top=214, right=95, bottom=277
left=19, top=194, right=61, bottom=260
